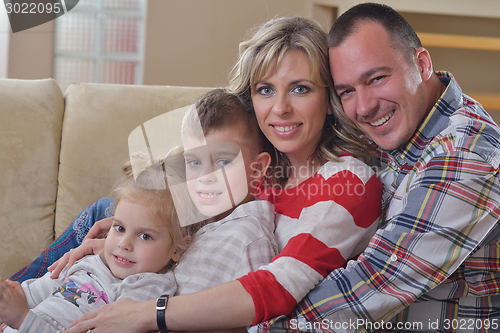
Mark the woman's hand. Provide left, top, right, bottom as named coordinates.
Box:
left=65, top=298, right=157, bottom=333
left=48, top=238, right=106, bottom=279
left=84, top=217, right=113, bottom=241
left=0, top=279, right=29, bottom=329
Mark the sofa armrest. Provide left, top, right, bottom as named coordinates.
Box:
left=0, top=78, right=64, bottom=278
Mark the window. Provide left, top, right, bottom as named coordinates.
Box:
left=54, top=0, right=146, bottom=92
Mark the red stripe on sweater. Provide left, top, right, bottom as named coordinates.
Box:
left=273, top=233, right=346, bottom=276
left=257, top=172, right=382, bottom=228
left=238, top=270, right=297, bottom=326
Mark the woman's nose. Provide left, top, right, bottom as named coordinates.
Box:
left=271, top=94, right=291, bottom=116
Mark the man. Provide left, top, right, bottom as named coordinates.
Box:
left=259, top=3, right=500, bottom=333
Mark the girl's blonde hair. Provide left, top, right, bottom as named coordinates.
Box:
left=113, top=152, right=199, bottom=269
left=228, top=16, right=374, bottom=186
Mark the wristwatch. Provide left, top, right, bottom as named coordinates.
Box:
left=156, top=294, right=170, bottom=333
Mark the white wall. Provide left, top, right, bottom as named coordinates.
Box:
left=143, top=0, right=308, bottom=87
left=310, top=0, right=500, bottom=18
left=0, top=5, right=10, bottom=78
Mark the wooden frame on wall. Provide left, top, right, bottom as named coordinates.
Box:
left=417, top=32, right=500, bottom=111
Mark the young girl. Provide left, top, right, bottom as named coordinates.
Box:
left=0, top=154, right=195, bottom=333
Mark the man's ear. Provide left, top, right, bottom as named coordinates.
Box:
left=415, top=47, right=433, bottom=81
left=250, top=152, right=271, bottom=181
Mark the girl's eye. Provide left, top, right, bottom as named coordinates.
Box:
left=292, top=85, right=310, bottom=94
left=256, top=86, right=273, bottom=96
left=139, top=233, right=152, bottom=241
left=114, top=225, right=125, bottom=233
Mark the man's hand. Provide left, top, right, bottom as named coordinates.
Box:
left=0, top=278, right=29, bottom=329
left=48, top=238, right=106, bottom=279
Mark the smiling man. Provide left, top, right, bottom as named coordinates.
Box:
left=329, top=20, right=443, bottom=152
left=257, top=3, right=500, bottom=333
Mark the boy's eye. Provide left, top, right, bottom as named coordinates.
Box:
left=187, top=159, right=201, bottom=167
left=139, top=233, right=152, bottom=241
left=215, top=159, right=231, bottom=168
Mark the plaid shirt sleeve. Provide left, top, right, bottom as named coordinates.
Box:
left=252, top=73, right=500, bottom=333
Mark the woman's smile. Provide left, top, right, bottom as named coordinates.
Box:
left=271, top=122, right=302, bottom=136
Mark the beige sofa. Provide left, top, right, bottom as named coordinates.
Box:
left=0, top=78, right=211, bottom=278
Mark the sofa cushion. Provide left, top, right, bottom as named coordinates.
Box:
left=55, top=84, right=212, bottom=238
left=0, top=79, right=64, bottom=278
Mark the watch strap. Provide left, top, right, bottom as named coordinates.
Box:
left=156, top=294, right=170, bottom=333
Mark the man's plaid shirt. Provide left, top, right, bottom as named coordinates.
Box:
left=255, top=72, right=500, bottom=333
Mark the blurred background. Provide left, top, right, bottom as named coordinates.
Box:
left=1, top=0, right=499, bottom=117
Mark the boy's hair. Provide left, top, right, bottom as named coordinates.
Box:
left=182, top=88, right=270, bottom=156
left=327, top=3, right=422, bottom=64
left=113, top=152, right=197, bottom=269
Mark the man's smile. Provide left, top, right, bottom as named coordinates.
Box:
left=369, top=110, right=394, bottom=127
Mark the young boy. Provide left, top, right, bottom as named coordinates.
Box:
left=0, top=155, right=195, bottom=332
left=171, top=88, right=278, bottom=295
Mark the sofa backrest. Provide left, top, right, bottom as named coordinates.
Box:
left=56, top=83, right=212, bottom=237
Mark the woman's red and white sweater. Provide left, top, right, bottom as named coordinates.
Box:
left=237, top=155, right=382, bottom=325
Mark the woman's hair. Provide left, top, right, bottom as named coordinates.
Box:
left=228, top=16, right=373, bottom=186
left=113, top=152, right=199, bottom=269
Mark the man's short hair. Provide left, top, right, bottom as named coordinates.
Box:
left=327, top=2, right=422, bottom=63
